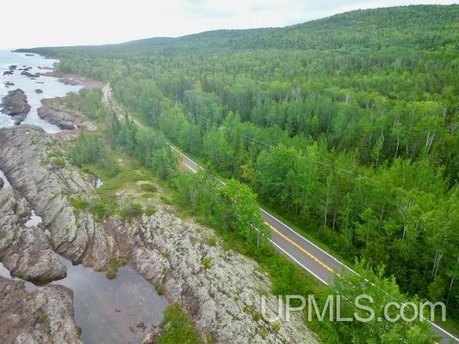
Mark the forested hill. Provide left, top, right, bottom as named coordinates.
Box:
left=18, top=4, right=459, bottom=337
left=22, top=4, right=458, bottom=56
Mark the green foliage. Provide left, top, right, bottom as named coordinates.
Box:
left=30, top=3, right=459, bottom=332
left=106, top=257, right=119, bottom=280
left=70, top=198, right=89, bottom=211
left=155, top=282, right=165, bottom=296
left=65, top=89, right=106, bottom=119
left=174, top=172, right=268, bottom=247
left=202, top=256, right=213, bottom=270
left=331, top=260, right=434, bottom=343
left=120, top=202, right=142, bottom=220
left=207, top=237, right=216, bottom=247
left=157, top=304, right=203, bottom=344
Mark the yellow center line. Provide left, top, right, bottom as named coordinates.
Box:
left=266, top=222, right=341, bottom=277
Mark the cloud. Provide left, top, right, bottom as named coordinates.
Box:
left=0, top=0, right=456, bottom=49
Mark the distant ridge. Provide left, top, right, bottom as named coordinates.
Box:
left=17, top=4, right=459, bottom=55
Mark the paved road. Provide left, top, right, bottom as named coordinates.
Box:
left=102, top=84, right=458, bottom=344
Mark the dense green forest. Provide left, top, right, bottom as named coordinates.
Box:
left=24, top=4, right=459, bottom=329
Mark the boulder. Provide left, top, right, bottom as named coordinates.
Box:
left=0, top=89, right=31, bottom=125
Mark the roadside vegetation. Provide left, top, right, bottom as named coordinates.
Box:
left=45, top=5, right=459, bottom=341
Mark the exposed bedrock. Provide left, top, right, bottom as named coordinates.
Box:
left=0, top=277, right=82, bottom=344
left=108, top=211, right=319, bottom=344
left=0, top=125, right=117, bottom=273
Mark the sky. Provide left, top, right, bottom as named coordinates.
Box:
left=1, top=0, right=457, bottom=49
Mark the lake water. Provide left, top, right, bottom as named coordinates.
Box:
left=0, top=50, right=83, bottom=132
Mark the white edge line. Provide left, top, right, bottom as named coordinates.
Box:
left=269, top=238, right=329, bottom=285
left=109, top=96, right=457, bottom=343
left=428, top=320, right=459, bottom=342
left=260, top=208, right=356, bottom=274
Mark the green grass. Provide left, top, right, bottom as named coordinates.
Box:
left=106, top=257, right=119, bottom=280
left=201, top=256, right=213, bottom=270
left=157, top=304, right=203, bottom=344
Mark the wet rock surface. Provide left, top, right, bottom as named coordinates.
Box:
left=0, top=276, right=81, bottom=344
left=0, top=89, right=31, bottom=125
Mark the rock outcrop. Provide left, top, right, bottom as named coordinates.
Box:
left=0, top=277, right=81, bottom=344
left=0, top=177, right=3, bottom=190
left=0, top=89, right=31, bottom=125
left=109, top=210, right=319, bottom=344
left=0, top=125, right=116, bottom=272
left=0, top=171, right=66, bottom=283
left=37, top=98, right=96, bottom=131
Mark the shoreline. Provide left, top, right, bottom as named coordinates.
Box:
left=40, top=63, right=104, bottom=90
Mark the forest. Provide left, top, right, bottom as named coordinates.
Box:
left=23, top=4, right=459, bottom=334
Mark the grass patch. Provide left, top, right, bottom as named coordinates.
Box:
left=202, top=256, right=213, bottom=270
left=106, top=257, right=119, bottom=280
left=140, top=183, right=158, bottom=193
left=157, top=304, right=203, bottom=344
left=155, top=282, right=165, bottom=296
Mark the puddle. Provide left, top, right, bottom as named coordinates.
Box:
left=53, top=259, right=167, bottom=344
left=0, top=168, right=11, bottom=189
left=24, top=210, right=42, bottom=228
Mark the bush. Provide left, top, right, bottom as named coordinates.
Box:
left=120, top=203, right=142, bottom=220
left=157, top=304, right=203, bottom=344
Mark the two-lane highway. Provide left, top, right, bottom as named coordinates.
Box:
left=102, top=84, right=458, bottom=344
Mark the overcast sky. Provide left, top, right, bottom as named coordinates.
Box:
left=1, top=0, right=456, bottom=49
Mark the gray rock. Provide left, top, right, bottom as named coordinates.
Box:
left=110, top=210, right=319, bottom=344
left=0, top=276, right=82, bottom=343
left=37, top=98, right=78, bottom=130
left=0, top=89, right=31, bottom=125
left=0, top=125, right=117, bottom=271
left=37, top=98, right=97, bottom=131
left=0, top=179, right=66, bottom=283
left=0, top=177, right=3, bottom=190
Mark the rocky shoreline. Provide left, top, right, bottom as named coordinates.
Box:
left=0, top=89, right=31, bottom=125
left=0, top=116, right=318, bottom=342
left=37, top=98, right=96, bottom=131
